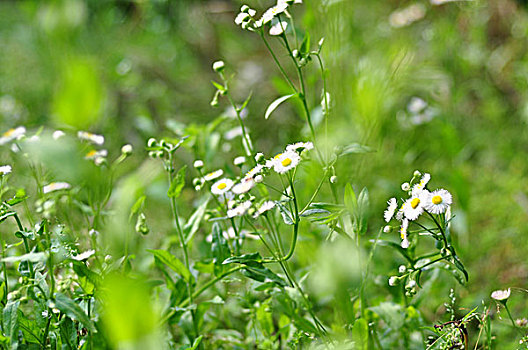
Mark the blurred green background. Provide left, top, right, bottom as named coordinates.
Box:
left=1, top=0, right=528, bottom=347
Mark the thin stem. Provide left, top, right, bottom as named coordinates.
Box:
left=260, top=30, right=298, bottom=91
left=167, top=154, right=198, bottom=339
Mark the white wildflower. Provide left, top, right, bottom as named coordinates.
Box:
left=384, top=198, right=397, bottom=222
left=204, top=169, right=223, bottom=181
left=43, top=182, right=71, bottom=194
left=491, top=288, right=511, bottom=301
left=0, top=165, right=12, bottom=175
left=424, top=189, right=452, bottom=214
left=77, top=131, right=104, bottom=145
left=211, top=178, right=234, bottom=195
left=0, top=126, right=25, bottom=145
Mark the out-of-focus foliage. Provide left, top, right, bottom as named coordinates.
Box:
left=0, top=0, right=527, bottom=348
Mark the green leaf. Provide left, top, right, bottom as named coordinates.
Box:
left=242, top=265, right=287, bottom=286
left=452, top=254, right=469, bottom=283
left=184, top=198, right=209, bottom=244
left=211, top=223, right=231, bottom=274
left=211, top=80, right=225, bottom=92
left=372, top=240, right=414, bottom=265
left=129, top=195, right=146, bottom=220
left=370, top=302, right=405, bottom=330
left=0, top=211, right=15, bottom=224
left=168, top=165, right=187, bottom=198
left=148, top=249, right=192, bottom=282
left=300, top=32, right=311, bottom=56
left=2, top=251, right=48, bottom=263
left=6, top=189, right=27, bottom=206
left=344, top=184, right=357, bottom=216
left=54, top=293, right=96, bottom=332
left=276, top=201, right=294, bottom=225
left=223, top=252, right=262, bottom=266
left=339, top=143, right=375, bottom=156
left=239, top=91, right=253, bottom=112
left=2, top=300, right=19, bottom=346
left=352, top=318, right=368, bottom=350
left=264, top=94, right=296, bottom=120
left=256, top=300, right=274, bottom=336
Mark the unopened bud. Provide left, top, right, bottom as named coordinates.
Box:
left=121, top=144, right=133, bottom=155
left=193, top=160, right=204, bottom=169
left=330, top=175, right=337, bottom=184
left=147, top=138, right=157, bottom=148
left=383, top=225, right=392, bottom=233
left=413, top=170, right=421, bottom=177
left=212, top=60, right=225, bottom=73
left=401, top=182, right=410, bottom=191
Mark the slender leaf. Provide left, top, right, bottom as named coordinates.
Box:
left=264, top=94, right=296, bottom=120
left=54, top=293, right=96, bottom=332
left=148, top=249, right=192, bottom=282
left=168, top=165, right=187, bottom=198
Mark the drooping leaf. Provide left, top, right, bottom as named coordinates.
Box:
left=148, top=249, right=192, bottom=282
left=54, top=293, right=96, bottom=332
left=168, top=165, right=187, bottom=198
left=223, top=252, right=262, bottom=266
left=352, top=318, right=368, bottom=350
left=265, top=94, right=296, bottom=120
left=276, top=201, right=294, bottom=225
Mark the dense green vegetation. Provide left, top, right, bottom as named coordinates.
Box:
left=0, top=0, right=527, bottom=348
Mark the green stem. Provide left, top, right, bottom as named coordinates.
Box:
left=167, top=154, right=198, bottom=339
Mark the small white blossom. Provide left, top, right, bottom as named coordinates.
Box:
left=491, top=288, right=511, bottom=301
left=71, top=250, right=95, bottom=261
left=286, top=141, right=314, bottom=153
left=52, top=130, right=65, bottom=140
left=270, top=150, right=300, bottom=174
left=269, top=21, right=288, bottom=36
left=0, top=126, right=25, bottom=145
left=232, top=178, right=255, bottom=195
left=85, top=149, right=108, bottom=160
left=121, top=144, right=133, bottom=155
left=204, top=169, right=223, bottom=181
left=227, top=200, right=252, bottom=218
left=211, top=178, right=234, bottom=195
left=384, top=198, right=397, bottom=222
left=43, top=182, right=71, bottom=194
left=234, top=156, right=246, bottom=166
left=423, top=189, right=452, bottom=214
left=0, top=165, right=12, bottom=175
left=193, top=160, right=204, bottom=169
left=77, top=131, right=104, bottom=145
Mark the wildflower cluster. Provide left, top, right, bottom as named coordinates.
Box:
left=384, top=171, right=467, bottom=293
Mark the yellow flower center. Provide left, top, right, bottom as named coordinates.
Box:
left=274, top=153, right=282, bottom=159
left=281, top=158, right=292, bottom=167
left=432, top=195, right=443, bottom=205
left=3, top=129, right=14, bottom=137
left=217, top=183, right=227, bottom=190
left=410, top=198, right=420, bottom=209
left=86, top=150, right=97, bottom=157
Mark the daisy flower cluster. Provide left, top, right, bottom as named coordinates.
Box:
left=234, top=0, right=302, bottom=35
left=195, top=141, right=313, bottom=220
left=384, top=171, right=453, bottom=248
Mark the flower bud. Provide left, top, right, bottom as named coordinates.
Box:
left=254, top=175, right=263, bottom=183
left=234, top=156, right=246, bottom=166
left=121, top=144, right=133, bottom=155
left=413, top=170, right=421, bottom=177
left=212, top=60, right=225, bottom=73
left=193, top=160, right=204, bottom=169
left=147, top=138, right=157, bottom=148
left=389, top=276, right=401, bottom=286
left=255, top=152, right=265, bottom=163
left=383, top=225, right=392, bottom=233
left=401, top=182, right=410, bottom=191
left=330, top=175, right=337, bottom=184
left=398, top=265, right=406, bottom=273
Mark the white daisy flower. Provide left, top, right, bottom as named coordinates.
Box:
left=43, top=182, right=71, bottom=194
left=85, top=149, right=108, bottom=160
left=271, top=150, right=300, bottom=174
left=412, top=173, right=430, bottom=195
left=423, top=189, right=452, bottom=214
left=52, top=130, right=65, bottom=140
left=491, top=288, right=511, bottom=301
left=204, top=169, right=224, bottom=181
left=235, top=12, right=250, bottom=25
left=255, top=200, right=276, bottom=217
left=256, top=3, right=288, bottom=27
left=400, top=219, right=409, bottom=248
left=0, top=165, right=12, bottom=175
left=77, top=131, right=104, bottom=145
left=71, top=250, right=95, bottom=261
left=286, top=141, right=314, bottom=153
left=227, top=200, right=252, bottom=218
left=232, top=178, right=255, bottom=195
left=244, top=164, right=263, bottom=180
left=403, top=191, right=428, bottom=221
left=269, top=20, right=288, bottom=36
left=211, top=178, right=234, bottom=195
left=384, top=198, right=397, bottom=222
left=0, top=126, right=25, bottom=145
